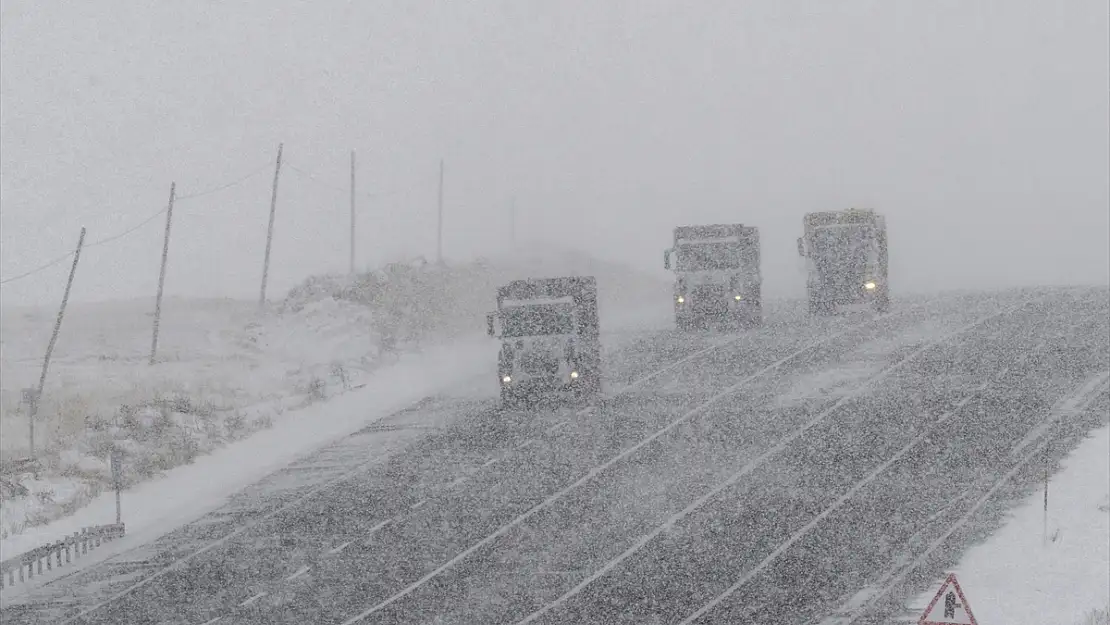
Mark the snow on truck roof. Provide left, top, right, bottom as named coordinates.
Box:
left=676, top=236, right=744, bottom=244
left=813, top=223, right=874, bottom=230
left=501, top=296, right=576, bottom=307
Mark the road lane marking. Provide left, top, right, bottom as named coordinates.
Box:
left=411, top=499, right=427, bottom=509
left=286, top=566, right=310, bottom=581
left=482, top=457, right=499, bottom=467
left=239, top=592, right=266, bottom=607
left=201, top=619, right=222, bottom=625
left=447, top=476, right=468, bottom=488
left=516, top=439, right=535, bottom=450
left=369, top=519, right=392, bottom=534
left=546, top=421, right=569, bottom=434
left=1010, top=371, right=1110, bottom=458
left=327, top=541, right=351, bottom=554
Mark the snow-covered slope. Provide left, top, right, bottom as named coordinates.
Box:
left=904, top=424, right=1109, bottom=625
left=0, top=250, right=669, bottom=542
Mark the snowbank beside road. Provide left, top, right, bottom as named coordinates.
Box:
left=0, top=249, right=670, bottom=545
left=0, top=337, right=497, bottom=564
left=907, top=424, right=1110, bottom=625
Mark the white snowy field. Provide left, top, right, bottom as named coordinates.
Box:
left=907, top=422, right=1110, bottom=625
left=0, top=249, right=672, bottom=547
left=0, top=337, right=497, bottom=581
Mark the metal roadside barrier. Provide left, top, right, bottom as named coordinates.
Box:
left=0, top=523, right=125, bottom=589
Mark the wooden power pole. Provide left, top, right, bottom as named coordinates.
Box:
left=149, top=182, right=176, bottom=365
left=31, top=227, right=86, bottom=458
left=259, top=143, right=284, bottom=308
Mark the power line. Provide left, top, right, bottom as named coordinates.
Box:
left=1, top=160, right=274, bottom=286
left=0, top=208, right=168, bottom=286
left=0, top=252, right=75, bottom=285
left=85, top=207, right=168, bottom=249
left=285, top=161, right=347, bottom=195
left=285, top=158, right=430, bottom=203
left=177, top=160, right=274, bottom=201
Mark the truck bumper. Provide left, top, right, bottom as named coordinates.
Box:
left=500, top=372, right=596, bottom=403
left=810, top=281, right=888, bottom=309
left=676, top=298, right=760, bottom=324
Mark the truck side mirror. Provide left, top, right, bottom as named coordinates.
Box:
left=486, top=312, right=495, bottom=337
left=663, top=249, right=671, bottom=270
left=796, top=237, right=805, bottom=258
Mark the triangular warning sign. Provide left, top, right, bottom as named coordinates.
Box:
left=918, top=573, right=979, bottom=625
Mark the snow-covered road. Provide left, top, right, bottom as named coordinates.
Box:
left=3, top=288, right=1107, bottom=625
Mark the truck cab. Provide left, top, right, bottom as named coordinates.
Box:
left=797, top=208, right=890, bottom=314
left=664, top=223, right=763, bottom=330
left=486, top=276, right=602, bottom=406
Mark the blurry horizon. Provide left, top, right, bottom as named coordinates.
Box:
left=3, top=0, right=1107, bottom=308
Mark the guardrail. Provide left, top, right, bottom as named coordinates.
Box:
left=0, top=523, right=125, bottom=589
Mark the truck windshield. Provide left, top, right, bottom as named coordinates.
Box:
left=810, top=225, right=877, bottom=275
left=675, top=242, right=749, bottom=271
left=501, top=303, right=575, bottom=337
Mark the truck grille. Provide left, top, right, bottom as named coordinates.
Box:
left=521, top=352, right=560, bottom=376
left=692, top=285, right=725, bottom=299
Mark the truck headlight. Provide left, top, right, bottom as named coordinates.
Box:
left=676, top=296, right=685, bottom=304
left=502, top=375, right=512, bottom=384
left=570, top=371, right=579, bottom=379
left=734, top=295, right=742, bottom=301
left=864, top=281, right=877, bottom=290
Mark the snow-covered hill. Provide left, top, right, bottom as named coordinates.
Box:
left=0, top=250, right=670, bottom=541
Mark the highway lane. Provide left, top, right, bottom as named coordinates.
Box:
left=333, top=293, right=1047, bottom=625
left=483, top=291, right=1108, bottom=625
left=21, top=298, right=929, bottom=625
left=6, top=289, right=1090, bottom=625
left=86, top=294, right=1005, bottom=624
left=0, top=300, right=854, bottom=624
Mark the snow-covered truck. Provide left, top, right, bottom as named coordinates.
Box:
left=797, top=208, right=890, bottom=314
left=663, top=223, right=763, bottom=330
left=486, top=276, right=602, bottom=406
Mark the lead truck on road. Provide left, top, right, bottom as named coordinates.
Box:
left=664, top=223, right=763, bottom=330
left=797, top=208, right=890, bottom=314
left=486, top=276, right=602, bottom=406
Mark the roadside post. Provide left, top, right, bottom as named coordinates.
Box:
left=111, top=446, right=124, bottom=525
left=22, top=388, right=40, bottom=477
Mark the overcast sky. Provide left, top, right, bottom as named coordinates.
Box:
left=1, top=0, right=1107, bottom=307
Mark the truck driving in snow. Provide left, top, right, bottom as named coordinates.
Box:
left=486, top=276, right=602, bottom=405
left=797, top=208, right=890, bottom=315
left=663, top=223, right=763, bottom=330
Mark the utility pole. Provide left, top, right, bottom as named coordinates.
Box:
left=31, top=227, right=86, bottom=458
left=259, top=142, right=284, bottom=308
left=436, top=158, right=444, bottom=264
left=350, top=149, right=356, bottom=274
left=149, top=182, right=176, bottom=365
